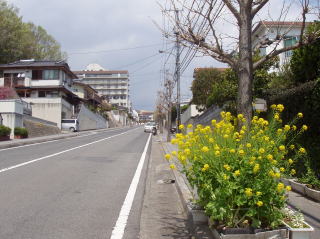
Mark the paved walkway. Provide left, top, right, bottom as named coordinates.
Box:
left=139, top=135, right=190, bottom=239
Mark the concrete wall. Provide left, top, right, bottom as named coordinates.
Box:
left=0, top=99, right=24, bottom=138
left=22, top=98, right=73, bottom=128
left=194, top=105, right=222, bottom=126
left=77, top=104, right=107, bottom=131
left=181, top=105, right=201, bottom=125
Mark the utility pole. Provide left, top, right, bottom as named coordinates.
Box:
left=174, top=10, right=181, bottom=132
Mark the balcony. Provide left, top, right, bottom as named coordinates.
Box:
left=4, top=77, right=25, bottom=87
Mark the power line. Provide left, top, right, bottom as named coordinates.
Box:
left=68, top=43, right=164, bottom=55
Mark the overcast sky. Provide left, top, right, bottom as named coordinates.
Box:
left=6, top=0, right=318, bottom=111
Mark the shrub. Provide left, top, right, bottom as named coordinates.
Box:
left=14, top=127, right=28, bottom=137
left=0, top=125, right=11, bottom=137
left=168, top=105, right=306, bottom=229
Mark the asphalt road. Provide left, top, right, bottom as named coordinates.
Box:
left=0, top=127, right=151, bottom=239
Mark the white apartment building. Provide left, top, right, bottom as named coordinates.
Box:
left=74, top=64, right=130, bottom=109
left=252, top=21, right=310, bottom=67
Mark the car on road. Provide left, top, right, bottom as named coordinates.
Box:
left=144, top=122, right=156, bottom=133
left=61, top=119, right=79, bottom=132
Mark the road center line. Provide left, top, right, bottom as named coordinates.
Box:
left=0, top=128, right=139, bottom=174
left=110, top=133, right=152, bottom=239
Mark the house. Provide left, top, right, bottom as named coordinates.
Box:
left=0, top=60, right=80, bottom=128
left=71, top=81, right=102, bottom=108
left=73, top=63, right=130, bottom=110
left=252, top=21, right=311, bottom=67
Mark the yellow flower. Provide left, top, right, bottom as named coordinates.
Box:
left=267, top=154, right=273, bottom=161
left=229, top=149, right=236, bottom=153
left=179, top=124, right=185, bottom=130
left=275, top=172, right=281, bottom=178
left=223, top=134, right=229, bottom=139
left=286, top=186, right=292, bottom=191
left=237, top=114, right=244, bottom=120
left=201, top=146, right=209, bottom=153
left=299, top=147, right=306, bottom=154
left=253, top=164, right=260, bottom=173
left=292, top=125, right=297, bottom=131
left=302, top=125, right=308, bottom=131
left=291, top=169, right=296, bottom=175
left=274, top=114, right=280, bottom=120
left=277, top=129, right=283, bottom=134
left=211, top=119, right=217, bottom=126
left=184, top=148, right=191, bottom=155
left=276, top=104, right=284, bottom=112
left=284, top=125, right=290, bottom=131
left=238, top=149, right=245, bottom=156
left=171, top=151, right=177, bottom=156
left=209, top=138, right=214, bottom=143
left=246, top=143, right=252, bottom=148
left=258, top=148, right=265, bottom=154
left=279, top=145, right=286, bottom=151
left=256, top=191, right=262, bottom=196
left=215, top=150, right=221, bottom=156
left=289, top=145, right=295, bottom=150
left=202, top=164, right=210, bottom=172
left=277, top=183, right=285, bottom=192
left=169, top=164, right=176, bottom=170
left=271, top=104, right=276, bottom=109
left=269, top=170, right=275, bottom=177
left=245, top=188, right=253, bottom=197
left=165, top=154, right=171, bottom=160
left=233, top=170, right=240, bottom=177
left=272, top=160, right=278, bottom=165
left=297, top=112, right=303, bottom=118
left=187, top=124, right=193, bottom=129
left=288, top=159, right=293, bottom=164
left=224, top=164, right=231, bottom=171
left=280, top=167, right=285, bottom=172
left=256, top=201, right=263, bottom=207
left=223, top=174, right=229, bottom=180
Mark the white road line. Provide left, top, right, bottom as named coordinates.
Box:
left=0, top=128, right=139, bottom=174
left=0, top=128, right=123, bottom=152
left=110, top=133, right=152, bottom=239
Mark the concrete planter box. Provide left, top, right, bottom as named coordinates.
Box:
left=283, top=220, right=314, bottom=239
left=187, top=203, right=208, bottom=225
left=305, top=187, right=320, bottom=202
left=210, top=227, right=287, bottom=239
left=281, top=178, right=293, bottom=186
left=291, top=180, right=306, bottom=196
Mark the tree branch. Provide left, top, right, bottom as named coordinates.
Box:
left=222, top=0, right=241, bottom=23
left=252, top=0, right=269, bottom=16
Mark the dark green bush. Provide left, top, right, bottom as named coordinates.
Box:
left=14, top=127, right=28, bottom=137
left=0, top=125, right=11, bottom=137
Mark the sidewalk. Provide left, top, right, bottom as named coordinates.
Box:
left=139, top=134, right=190, bottom=239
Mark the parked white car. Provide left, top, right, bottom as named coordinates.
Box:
left=144, top=122, right=156, bottom=133
left=61, top=119, right=79, bottom=132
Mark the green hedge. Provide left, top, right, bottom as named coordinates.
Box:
left=14, top=127, right=28, bottom=137
left=0, top=125, right=11, bottom=137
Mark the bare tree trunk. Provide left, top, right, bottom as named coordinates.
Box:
left=237, top=1, right=253, bottom=122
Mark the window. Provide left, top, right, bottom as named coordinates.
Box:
left=44, top=70, right=59, bottom=80
left=38, top=91, right=46, bottom=97
left=32, top=70, right=42, bottom=80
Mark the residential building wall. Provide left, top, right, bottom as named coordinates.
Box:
left=74, top=69, right=130, bottom=108
left=252, top=22, right=305, bottom=68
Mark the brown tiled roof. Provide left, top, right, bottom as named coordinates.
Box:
left=73, top=70, right=129, bottom=74
left=253, top=21, right=312, bottom=35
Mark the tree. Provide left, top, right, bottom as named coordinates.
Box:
left=161, top=0, right=318, bottom=122
left=191, top=68, right=224, bottom=111
left=290, top=22, right=320, bottom=84
left=0, top=0, right=65, bottom=64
